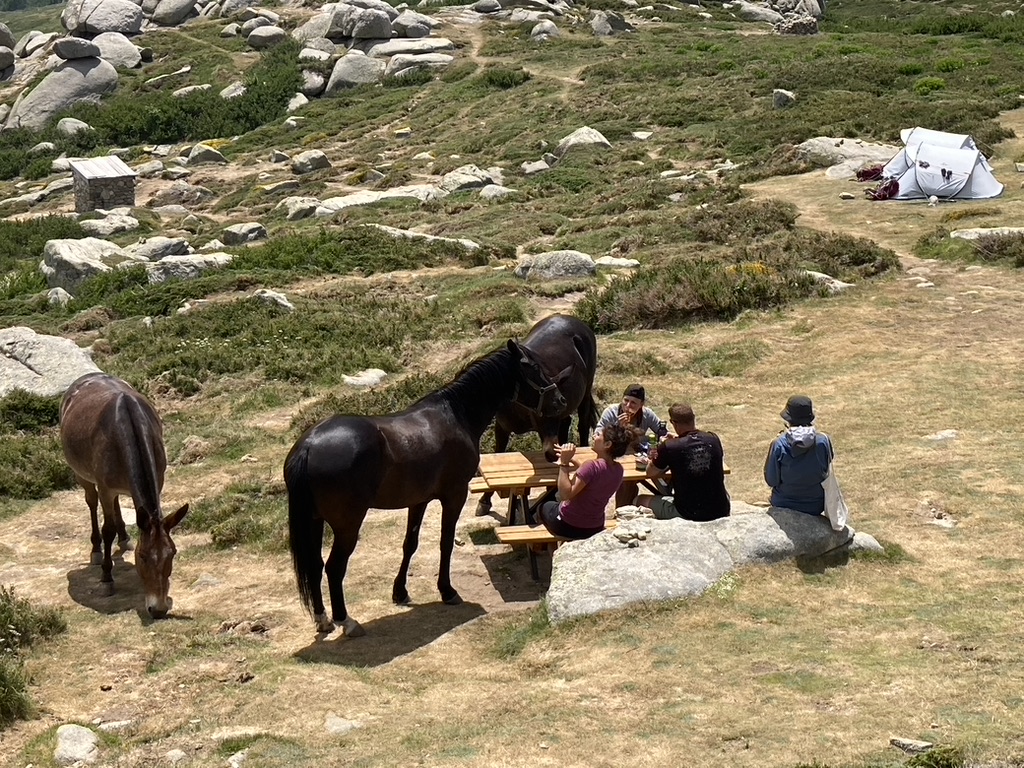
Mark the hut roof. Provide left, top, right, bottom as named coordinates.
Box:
left=68, top=156, right=137, bottom=180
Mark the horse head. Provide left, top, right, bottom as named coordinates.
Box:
left=135, top=503, right=189, bottom=619
left=507, top=339, right=567, bottom=417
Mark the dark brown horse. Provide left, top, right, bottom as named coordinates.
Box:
left=475, top=314, right=598, bottom=517
left=284, top=340, right=565, bottom=637
left=60, top=373, right=188, bottom=618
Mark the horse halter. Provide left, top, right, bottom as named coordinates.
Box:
left=513, top=365, right=562, bottom=416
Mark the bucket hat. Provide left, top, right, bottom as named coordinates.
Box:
left=781, top=395, right=815, bottom=426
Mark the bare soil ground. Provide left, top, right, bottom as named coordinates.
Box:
left=5, top=109, right=1024, bottom=767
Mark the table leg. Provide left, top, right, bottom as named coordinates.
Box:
left=528, top=547, right=540, bottom=581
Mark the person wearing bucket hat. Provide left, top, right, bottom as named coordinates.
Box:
left=763, top=395, right=835, bottom=515
left=594, top=384, right=669, bottom=507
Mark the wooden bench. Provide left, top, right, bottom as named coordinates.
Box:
left=495, top=520, right=618, bottom=580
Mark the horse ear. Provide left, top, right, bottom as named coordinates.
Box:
left=164, top=503, right=189, bottom=532
left=507, top=339, right=527, bottom=360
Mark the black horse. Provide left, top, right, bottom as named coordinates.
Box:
left=475, top=314, right=598, bottom=517
left=285, top=340, right=565, bottom=638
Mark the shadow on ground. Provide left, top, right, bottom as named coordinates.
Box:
left=293, top=600, right=487, bottom=667
left=478, top=549, right=549, bottom=602
left=66, top=556, right=185, bottom=625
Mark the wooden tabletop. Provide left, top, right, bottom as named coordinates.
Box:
left=474, top=449, right=730, bottom=493
left=477, top=449, right=650, bottom=492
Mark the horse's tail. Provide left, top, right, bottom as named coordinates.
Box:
left=121, top=393, right=164, bottom=529
left=284, top=440, right=320, bottom=617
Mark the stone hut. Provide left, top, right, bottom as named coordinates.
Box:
left=70, top=156, right=137, bottom=213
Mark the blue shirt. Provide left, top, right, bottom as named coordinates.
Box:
left=595, top=405, right=668, bottom=453
left=763, top=427, right=834, bottom=515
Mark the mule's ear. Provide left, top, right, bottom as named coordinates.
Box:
left=164, top=503, right=189, bottom=532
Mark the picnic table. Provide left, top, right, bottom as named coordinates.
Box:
left=471, top=448, right=659, bottom=526
left=471, top=448, right=731, bottom=579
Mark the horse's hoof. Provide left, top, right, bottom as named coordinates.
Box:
left=99, top=582, right=114, bottom=597
left=340, top=617, right=365, bottom=638
left=474, top=502, right=492, bottom=517
left=117, top=538, right=133, bottom=552
left=442, top=592, right=463, bottom=606
left=90, top=552, right=102, bottom=565
left=313, top=613, right=335, bottom=634
left=392, top=593, right=411, bottom=607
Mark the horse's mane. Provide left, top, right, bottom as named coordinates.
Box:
left=420, top=345, right=516, bottom=418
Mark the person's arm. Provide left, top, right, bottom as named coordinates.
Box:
left=646, top=461, right=668, bottom=480
left=557, top=453, right=590, bottom=502
left=764, top=438, right=782, bottom=488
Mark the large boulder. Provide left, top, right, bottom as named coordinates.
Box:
left=6, top=58, right=117, bottom=131
left=384, top=52, right=452, bottom=78
left=0, top=22, right=15, bottom=50
left=53, top=37, right=101, bottom=60
left=61, top=0, right=144, bottom=36
left=39, top=236, right=135, bottom=291
left=514, top=250, right=596, bottom=280
left=145, top=253, right=233, bottom=283
left=734, top=0, right=785, bottom=23
left=92, top=31, right=141, bottom=68
left=0, top=327, right=100, bottom=398
left=151, top=0, right=196, bottom=26
left=328, top=5, right=392, bottom=39
left=325, top=53, right=386, bottom=93
left=546, top=508, right=880, bottom=624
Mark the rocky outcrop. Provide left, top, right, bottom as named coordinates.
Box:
left=546, top=507, right=880, bottom=624
left=514, top=250, right=596, bottom=280
left=0, top=327, right=99, bottom=398
left=6, top=58, right=118, bottom=131
left=61, top=0, right=144, bottom=36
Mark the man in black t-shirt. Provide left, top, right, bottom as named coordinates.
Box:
left=636, top=403, right=730, bottom=522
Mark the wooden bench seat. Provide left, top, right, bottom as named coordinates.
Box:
left=495, top=520, right=618, bottom=546
left=495, top=520, right=618, bottom=580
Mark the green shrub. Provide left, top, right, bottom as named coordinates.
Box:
left=478, top=65, right=532, bottom=90
left=575, top=258, right=816, bottom=332
left=914, top=77, right=947, bottom=95
left=0, top=391, right=73, bottom=500
left=936, top=58, right=966, bottom=72
left=0, top=585, right=67, bottom=729
left=0, top=261, right=47, bottom=301
left=68, top=39, right=302, bottom=147
left=741, top=230, right=901, bottom=282
left=0, top=215, right=87, bottom=274
left=0, top=434, right=76, bottom=499
left=230, top=227, right=489, bottom=274
left=679, top=199, right=798, bottom=244
left=0, top=586, right=66, bottom=655
left=183, top=477, right=288, bottom=551
left=0, top=390, right=61, bottom=433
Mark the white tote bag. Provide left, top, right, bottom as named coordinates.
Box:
left=821, top=463, right=849, bottom=531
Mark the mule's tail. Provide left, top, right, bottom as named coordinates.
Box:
left=284, top=442, right=321, bottom=617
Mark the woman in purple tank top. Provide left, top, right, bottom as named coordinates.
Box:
left=536, top=422, right=635, bottom=540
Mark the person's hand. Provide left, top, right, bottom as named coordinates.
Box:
left=556, top=443, right=576, bottom=463
left=617, top=411, right=631, bottom=426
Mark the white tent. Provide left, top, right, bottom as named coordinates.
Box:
left=878, top=127, right=1002, bottom=201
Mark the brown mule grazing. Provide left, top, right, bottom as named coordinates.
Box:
left=60, top=372, right=188, bottom=619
